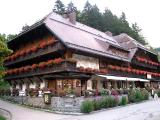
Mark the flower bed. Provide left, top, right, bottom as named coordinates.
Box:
left=80, top=88, right=149, bottom=113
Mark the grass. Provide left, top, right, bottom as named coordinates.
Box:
left=0, top=115, right=6, bottom=120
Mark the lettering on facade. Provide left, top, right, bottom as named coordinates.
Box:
left=73, top=54, right=99, bottom=69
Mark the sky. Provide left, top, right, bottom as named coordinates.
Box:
left=0, top=0, right=160, bottom=48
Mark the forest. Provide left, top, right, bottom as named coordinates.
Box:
left=53, top=0, right=147, bottom=45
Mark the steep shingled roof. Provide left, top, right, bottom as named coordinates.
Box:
left=114, top=33, right=157, bottom=55
left=44, top=12, right=130, bottom=61
left=8, top=12, right=130, bottom=62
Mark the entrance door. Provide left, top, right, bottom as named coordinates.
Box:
left=48, top=80, right=56, bottom=90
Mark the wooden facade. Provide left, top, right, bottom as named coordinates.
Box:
left=4, top=12, right=160, bottom=96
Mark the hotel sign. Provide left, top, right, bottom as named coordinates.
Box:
left=147, top=74, right=152, bottom=79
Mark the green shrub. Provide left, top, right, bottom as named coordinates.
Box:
left=106, top=96, right=117, bottom=107
left=81, top=100, right=94, bottom=113
left=93, top=100, right=101, bottom=110
left=134, top=90, right=143, bottom=102
left=141, top=89, right=149, bottom=100
left=100, top=89, right=109, bottom=96
left=128, top=89, right=148, bottom=103
left=120, top=96, right=128, bottom=105
left=0, top=115, right=6, bottom=120
left=156, top=90, right=160, bottom=97
left=93, top=98, right=107, bottom=110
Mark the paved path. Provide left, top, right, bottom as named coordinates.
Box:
left=0, top=99, right=160, bottom=120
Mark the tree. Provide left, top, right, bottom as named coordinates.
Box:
left=78, top=1, right=103, bottom=30
left=54, top=1, right=147, bottom=45
left=0, top=34, right=12, bottom=89
left=102, top=9, right=119, bottom=34
left=0, top=34, right=7, bottom=43
left=6, top=34, right=17, bottom=42
left=53, top=0, right=65, bottom=15
left=120, top=12, right=129, bottom=26
left=66, top=1, right=77, bottom=13
left=0, top=35, right=12, bottom=79
left=131, top=23, right=146, bottom=45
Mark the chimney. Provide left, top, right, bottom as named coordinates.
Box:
left=62, top=13, right=68, bottom=19
left=68, top=12, right=76, bottom=24
left=105, top=31, right=113, bottom=37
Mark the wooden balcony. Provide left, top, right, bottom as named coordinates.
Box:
left=108, top=69, right=147, bottom=79
left=5, top=60, right=77, bottom=80
left=108, top=69, right=160, bottom=81
left=4, top=42, right=65, bottom=66
left=132, top=59, right=158, bottom=69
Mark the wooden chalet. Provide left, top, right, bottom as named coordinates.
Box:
left=4, top=12, right=160, bottom=96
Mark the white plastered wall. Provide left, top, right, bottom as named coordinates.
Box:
left=40, top=80, right=45, bottom=89
left=73, top=54, right=99, bottom=69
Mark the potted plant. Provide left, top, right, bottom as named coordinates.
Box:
left=52, top=58, right=64, bottom=64
left=64, top=88, right=75, bottom=98
left=38, top=62, right=47, bottom=69
left=31, top=64, right=38, bottom=71
left=39, top=42, right=47, bottom=49
left=31, top=46, right=38, bottom=53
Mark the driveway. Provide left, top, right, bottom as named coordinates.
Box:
left=0, top=99, right=160, bottom=120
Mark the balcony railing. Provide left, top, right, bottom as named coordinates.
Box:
left=4, top=42, right=64, bottom=66
left=132, top=59, right=157, bottom=69
left=5, top=60, right=77, bottom=80
left=107, top=65, right=160, bottom=81
left=108, top=70, right=147, bottom=79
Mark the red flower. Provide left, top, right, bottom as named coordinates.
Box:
left=23, top=66, right=31, bottom=72
left=38, top=62, right=47, bottom=69
left=115, top=66, right=120, bottom=71
left=85, top=67, right=93, bottom=73
left=120, top=67, right=126, bottom=72
left=131, top=69, right=136, bottom=74
left=136, top=70, right=140, bottom=75
left=19, top=51, right=25, bottom=56
left=46, top=40, right=55, bottom=46
left=31, top=64, right=38, bottom=70
left=31, top=46, right=38, bottom=52
left=25, top=49, right=31, bottom=54
left=99, top=69, right=107, bottom=74
left=53, top=58, right=64, bottom=64
left=111, top=89, right=119, bottom=96
left=127, top=68, right=131, bottom=73
left=39, top=42, right=47, bottom=49
left=13, top=68, right=18, bottom=74
left=18, top=67, right=24, bottom=73
left=79, top=66, right=85, bottom=72
left=92, top=69, right=97, bottom=73
left=108, top=65, right=115, bottom=69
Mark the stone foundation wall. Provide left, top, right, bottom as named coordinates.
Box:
left=1, top=95, right=127, bottom=113
left=1, top=96, right=85, bottom=112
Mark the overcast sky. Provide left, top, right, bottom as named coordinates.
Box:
left=0, top=0, right=159, bottom=48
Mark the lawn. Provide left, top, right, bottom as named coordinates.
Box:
left=0, top=115, right=6, bottom=120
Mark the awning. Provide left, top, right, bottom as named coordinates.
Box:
left=97, top=75, right=149, bottom=82
left=98, top=75, right=127, bottom=81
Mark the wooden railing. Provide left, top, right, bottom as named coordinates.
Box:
left=5, top=60, right=77, bottom=80
left=4, top=42, right=64, bottom=66
left=132, top=59, right=158, bottom=69
left=108, top=70, right=147, bottom=79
